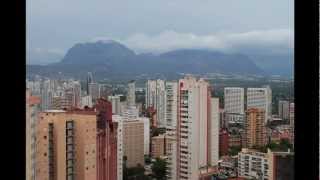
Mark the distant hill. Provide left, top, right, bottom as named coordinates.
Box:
left=248, top=53, right=293, bottom=77
left=27, top=40, right=266, bottom=80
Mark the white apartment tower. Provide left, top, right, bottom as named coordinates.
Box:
left=165, top=81, right=178, bottom=136
left=108, top=95, right=121, bottom=115
left=112, top=115, right=123, bottom=180
left=156, top=80, right=166, bottom=127
left=166, top=136, right=178, bottom=180
left=140, top=117, right=151, bottom=155
left=146, top=80, right=157, bottom=108
left=164, top=81, right=178, bottom=180
left=210, top=98, right=220, bottom=166
left=88, top=83, right=100, bottom=102
left=175, top=76, right=218, bottom=180
left=247, top=86, right=272, bottom=123
left=81, top=95, right=93, bottom=108
left=26, top=89, right=41, bottom=180
left=72, top=81, right=82, bottom=108
left=127, top=80, right=136, bottom=107
left=41, top=79, right=53, bottom=111
left=278, top=100, right=290, bottom=120
left=145, top=79, right=166, bottom=127
left=86, top=72, right=93, bottom=95
left=224, top=87, right=245, bottom=124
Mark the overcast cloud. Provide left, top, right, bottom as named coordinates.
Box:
left=99, top=28, right=293, bottom=54
left=27, top=0, right=293, bottom=64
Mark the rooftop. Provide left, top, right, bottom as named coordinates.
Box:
left=43, top=110, right=66, bottom=113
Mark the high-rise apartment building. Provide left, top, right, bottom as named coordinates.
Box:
left=140, top=117, right=151, bottom=155
left=36, top=110, right=98, bottom=180
left=219, top=108, right=228, bottom=129
left=278, top=100, right=290, bottom=121
left=108, top=95, right=121, bottom=115
left=289, top=102, right=294, bottom=130
left=210, top=97, right=220, bottom=166
left=65, top=89, right=76, bottom=108
left=165, top=81, right=178, bottom=136
left=72, top=81, right=82, bottom=108
left=95, top=99, right=118, bottom=180
left=41, top=79, right=53, bottom=111
left=163, top=81, right=179, bottom=180
left=267, top=149, right=294, bottom=180
left=146, top=80, right=157, bottom=108
left=99, top=84, right=112, bottom=99
left=247, top=86, right=272, bottom=123
left=146, top=106, right=157, bottom=127
left=88, top=83, right=100, bottom=102
left=165, top=136, right=177, bottom=180
left=245, top=108, right=267, bottom=148
left=146, top=80, right=166, bottom=127
left=112, top=115, right=124, bottom=180
left=127, top=80, right=136, bottom=107
left=51, top=96, right=70, bottom=110
left=36, top=99, right=117, bottom=180
left=27, top=80, right=41, bottom=96
left=238, top=148, right=269, bottom=179
left=122, top=106, right=139, bottom=121
left=219, top=129, right=229, bottom=156
left=173, top=76, right=218, bottom=179
left=151, top=134, right=166, bottom=158
left=156, top=80, right=166, bottom=127
left=81, top=95, right=93, bottom=108
left=122, top=120, right=145, bottom=168
left=238, top=148, right=294, bottom=180
left=86, top=72, right=93, bottom=95
left=224, top=87, right=245, bottom=124
left=289, top=102, right=294, bottom=147
left=26, top=89, right=41, bottom=180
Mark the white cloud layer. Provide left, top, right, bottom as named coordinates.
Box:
left=93, top=28, right=293, bottom=54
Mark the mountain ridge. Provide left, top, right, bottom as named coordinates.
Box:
left=27, top=40, right=277, bottom=80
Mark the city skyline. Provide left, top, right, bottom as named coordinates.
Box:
left=26, top=74, right=295, bottom=180
left=26, top=1, right=296, bottom=179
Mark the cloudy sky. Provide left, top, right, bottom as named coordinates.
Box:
left=27, top=0, right=293, bottom=64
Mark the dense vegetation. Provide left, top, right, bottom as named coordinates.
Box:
left=151, top=158, right=167, bottom=180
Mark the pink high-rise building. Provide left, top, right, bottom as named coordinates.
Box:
left=174, top=76, right=219, bottom=180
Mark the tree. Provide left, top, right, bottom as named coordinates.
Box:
left=145, top=155, right=151, bottom=164
left=124, top=163, right=151, bottom=180
left=151, top=158, right=167, bottom=180
left=278, top=139, right=293, bottom=151
left=229, top=146, right=242, bottom=156
left=151, top=127, right=160, bottom=137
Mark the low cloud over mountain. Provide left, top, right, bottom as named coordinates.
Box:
left=93, top=28, right=293, bottom=55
